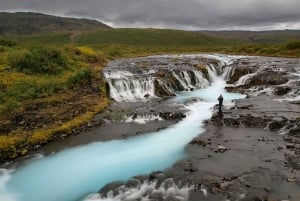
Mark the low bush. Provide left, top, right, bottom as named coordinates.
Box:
left=67, top=68, right=92, bottom=86
left=0, top=39, right=17, bottom=47
left=286, top=40, right=300, bottom=50
left=8, top=47, right=69, bottom=74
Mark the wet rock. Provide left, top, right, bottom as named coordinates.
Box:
left=286, top=178, right=296, bottom=182
left=237, top=104, right=253, bottom=109
left=190, top=138, right=207, bottom=146
left=159, top=112, right=186, bottom=120
left=285, top=153, right=300, bottom=169
left=274, top=86, right=291, bottom=96
left=288, top=125, right=300, bottom=137
left=220, top=181, right=229, bottom=190
left=217, top=145, right=227, bottom=153
left=227, top=67, right=256, bottom=84
left=149, top=171, right=165, bottom=181
left=185, top=97, right=203, bottom=105
left=184, top=163, right=198, bottom=172
left=223, top=116, right=240, bottom=127
left=125, top=179, right=141, bottom=188
left=247, top=71, right=288, bottom=86
left=268, top=117, right=287, bottom=131
left=286, top=143, right=295, bottom=149
left=99, top=181, right=125, bottom=195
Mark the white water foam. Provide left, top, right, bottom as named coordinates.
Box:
left=84, top=179, right=191, bottom=201
left=235, top=72, right=256, bottom=86
left=125, top=114, right=163, bottom=124
left=0, top=169, right=17, bottom=201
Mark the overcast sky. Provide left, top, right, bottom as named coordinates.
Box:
left=1, top=0, right=300, bottom=30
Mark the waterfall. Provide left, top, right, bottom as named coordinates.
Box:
left=106, top=77, right=156, bottom=102
left=207, top=64, right=219, bottom=81
left=104, top=69, right=211, bottom=102
left=235, top=72, right=256, bottom=86
left=222, top=66, right=235, bottom=81
left=170, top=70, right=209, bottom=91
left=193, top=70, right=210, bottom=88
left=156, top=79, right=176, bottom=95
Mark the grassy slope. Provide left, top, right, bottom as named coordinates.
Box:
left=0, top=29, right=299, bottom=161
left=75, top=29, right=300, bottom=57
left=0, top=12, right=111, bottom=35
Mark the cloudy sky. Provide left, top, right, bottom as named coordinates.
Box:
left=1, top=0, right=300, bottom=30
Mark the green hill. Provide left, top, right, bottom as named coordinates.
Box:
left=0, top=12, right=111, bottom=35
left=200, top=30, right=300, bottom=44
left=75, top=28, right=231, bottom=46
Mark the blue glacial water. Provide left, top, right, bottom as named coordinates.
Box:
left=0, top=74, right=244, bottom=201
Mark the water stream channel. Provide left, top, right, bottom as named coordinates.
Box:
left=0, top=55, right=245, bottom=201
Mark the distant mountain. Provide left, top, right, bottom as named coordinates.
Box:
left=0, top=12, right=111, bottom=35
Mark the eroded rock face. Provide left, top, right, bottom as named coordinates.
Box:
left=274, top=86, right=292, bottom=95
left=159, top=111, right=186, bottom=120
left=227, top=67, right=255, bottom=84
left=246, top=71, right=288, bottom=86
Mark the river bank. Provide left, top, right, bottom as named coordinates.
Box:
left=1, top=54, right=299, bottom=201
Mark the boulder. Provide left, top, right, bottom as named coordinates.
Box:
left=185, top=97, right=203, bottom=105
left=247, top=71, right=288, bottom=86
left=274, top=86, right=291, bottom=96
left=159, top=112, right=186, bottom=120
left=190, top=138, right=207, bottom=146
left=227, top=67, right=255, bottom=84
left=217, top=145, right=227, bottom=152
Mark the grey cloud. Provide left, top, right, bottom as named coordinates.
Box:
left=0, top=0, right=300, bottom=30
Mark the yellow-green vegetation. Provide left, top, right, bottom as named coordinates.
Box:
left=0, top=28, right=299, bottom=161
left=0, top=39, right=111, bottom=160
left=231, top=40, right=300, bottom=57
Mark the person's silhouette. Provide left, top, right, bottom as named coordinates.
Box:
left=218, top=94, right=223, bottom=117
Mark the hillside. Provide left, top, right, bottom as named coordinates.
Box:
left=200, top=30, right=300, bottom=44
left=0, top=12, right=111, bottom=35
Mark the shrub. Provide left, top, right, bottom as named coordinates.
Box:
left=286, top=41, right=300, bottom=50
left=8, top=47, right=69, bottom=74
left=0, top=39, right=17, bottom=47
left=67, top=68, right=92, bottom=86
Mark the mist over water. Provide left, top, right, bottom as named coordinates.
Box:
left=0, top=55, right=245, bottom=201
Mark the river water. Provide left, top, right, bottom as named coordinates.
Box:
left=0, top=56, right=244, bottom=201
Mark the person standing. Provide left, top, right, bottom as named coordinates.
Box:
left=218, top=94, right=223, bottom=117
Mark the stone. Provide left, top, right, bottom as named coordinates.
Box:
left=190, top=138, right=207, bottom=146
left=247, top=71, right=288, bottom=86
left=286, top=143, right=295, bottom=149
left=274, top=86, right=291, bottom=96
left=286, top=178, right=296, bottom=182
left=220, top=181, right=229, bottom=190
left=218, top=145, right=227, bottom=152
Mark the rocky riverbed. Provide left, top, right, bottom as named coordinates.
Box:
left=84, top=55, right=300, bottom=201
left=2, top=54, right=299, bottom=201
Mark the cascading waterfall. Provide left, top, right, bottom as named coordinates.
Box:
left=222, top=66, right=235, bottom=81
left=0, top=54, right=247, bottom=201
left=170, top=70, right=209, bottom=90
left=104, top=70, right=157, bottom=102
left=105, top=68, right=211, bottom=102
left=235, top=72, right=256, bottom=86
left=106, top=77, right=156, bottom=102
